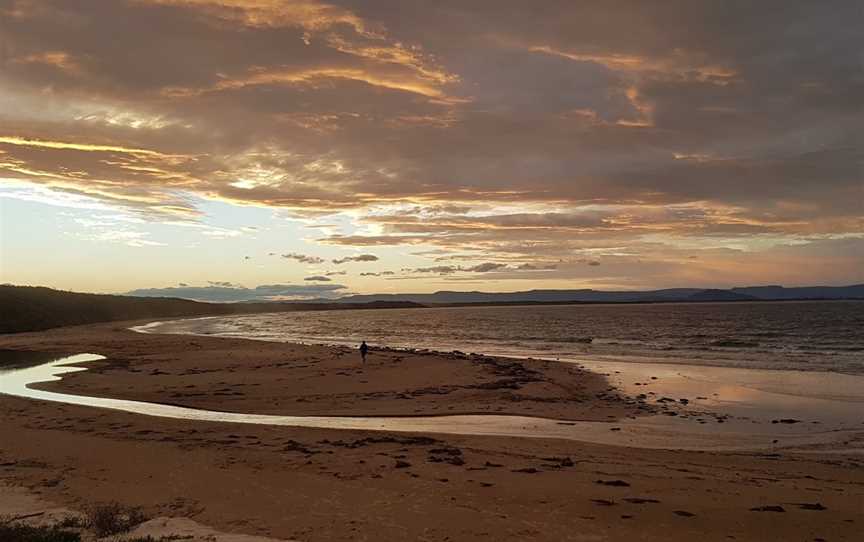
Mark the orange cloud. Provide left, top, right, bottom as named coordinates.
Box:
left=164, top=67, right=453, bottom=99
left=139, top=0, right=371, bottom=33
left=0, top=136, right=182, bottom=158
left=13, top=51, right=83, bottom=75
left=529, top=45, right=737, bottom=82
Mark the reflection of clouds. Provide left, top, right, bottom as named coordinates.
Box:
left=596, top=361, right=864, bottom=425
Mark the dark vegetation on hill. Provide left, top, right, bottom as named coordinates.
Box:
left=0, top=285, right=423, bottom=334
left=685, top=289, right=757, bottom=302
left=337, top=284, right=864, bottom=304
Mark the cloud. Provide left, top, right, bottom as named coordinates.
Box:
left=207, top=280, right=239, bottom=287
left=127, top=283, right=346, bottom=302
left=405, top=262, right=526, bottom=274
left=407, top=265, right=459, bottom=275
left=201, top=228, right=244, bottom=239
left=360, top=271, right=395, bottom=277
left=465, top=262, right=507, bottom=273
left=516, top=263, right=559, bottom=271
left=2, top=1, right=862, bottom=288
left=281, top=252, right=325, bottom=264
left=332, top=254, right=379, bottom=264
left=304, top=275, right=331, bottom=282
left=66, top=215, right=166, bottom=247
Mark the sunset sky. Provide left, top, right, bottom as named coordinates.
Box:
left=1, top=1, right=862, bottom=300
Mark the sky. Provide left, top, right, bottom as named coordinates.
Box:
left=0, top=0, right=862, bottom=301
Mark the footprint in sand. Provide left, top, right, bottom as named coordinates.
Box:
left=793, top=502, right=827, bottom=511
left=749, top=505, right=785, bottom=512
left=595, top=479, right=630, bottom=487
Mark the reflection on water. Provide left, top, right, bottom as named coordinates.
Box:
left=2, top=352, right=863, bottom=453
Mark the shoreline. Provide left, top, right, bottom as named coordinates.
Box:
left=133, top=308, right=864, bottom=376
left=2, top=321, right=864, bottom=541
left=133, top=316, right=864, bottom=423
left=8, top=354, right=862, bottom=453
left=5, top=351, right=864, bottom=454
left=136, top=316, right=864, bottom=377
left=5, top=320, right=864, bottom=451
left=1, top=320, right=642, bottom=422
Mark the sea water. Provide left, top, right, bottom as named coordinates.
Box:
left=137, top=301, right=864, bottom=374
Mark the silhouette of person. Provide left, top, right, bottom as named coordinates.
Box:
left=359, top=341, right=369, bottom=363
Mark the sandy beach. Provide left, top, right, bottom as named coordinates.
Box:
left=1, top=321, right=863, bottom=541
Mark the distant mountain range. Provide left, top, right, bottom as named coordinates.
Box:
left=2, top=283, right=862, bottom=334
left=332, top=284, right=864, bottom=304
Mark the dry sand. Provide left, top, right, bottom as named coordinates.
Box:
left=1, top=321, right=862, bottom=541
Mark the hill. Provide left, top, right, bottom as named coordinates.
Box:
left=334, top=284, right=864, bottom=305
left=685, top=289, right=757, bottom=302
left=731, top=284, right=864, bottom=300
left=0, top=285, right=422, bottom=334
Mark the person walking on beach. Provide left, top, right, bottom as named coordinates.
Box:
left=359, top=341, right=369, bottom=364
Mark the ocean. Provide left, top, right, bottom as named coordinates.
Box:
left=138, top=300, right=864, bottom=375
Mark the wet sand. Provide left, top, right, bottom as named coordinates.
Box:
left=1, top=321, right=863, bottom=541
left=5, top=354, right=863, bottom=452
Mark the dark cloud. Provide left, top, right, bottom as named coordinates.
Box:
left=304, top=275, right=331, bottom=282
left=332, top=254, right=379, bottom=264
left=281, top=253, right=326, bottom=264
left=407, top=265, right=459, bottom=275
left=465, top=262, right=507, bottom=273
